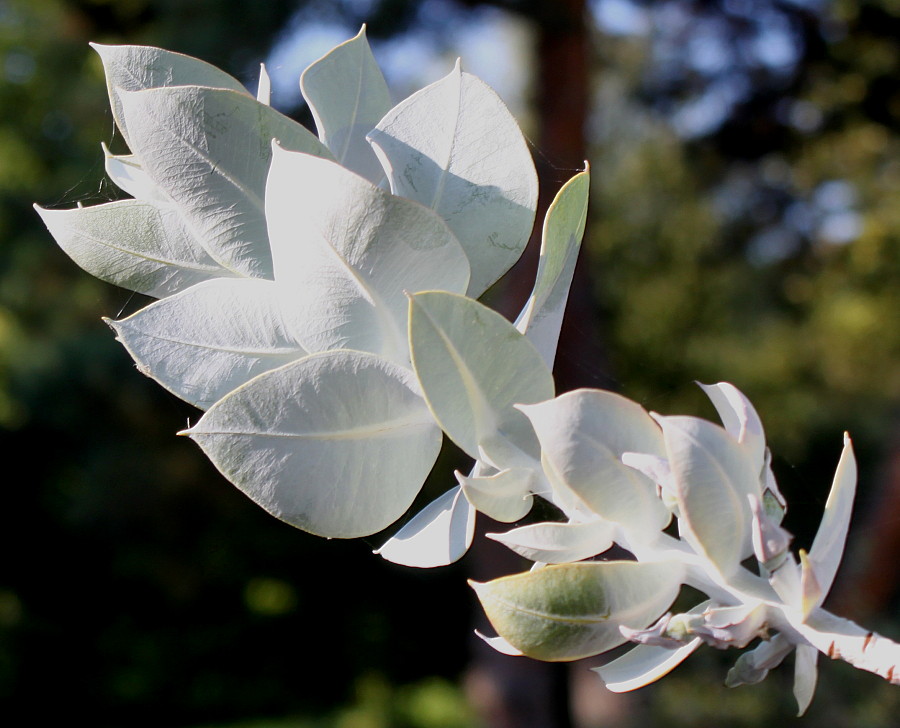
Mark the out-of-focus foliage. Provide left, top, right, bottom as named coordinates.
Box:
left=588, top=0, right=900, bottom=464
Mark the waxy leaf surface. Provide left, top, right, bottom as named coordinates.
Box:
left=657, top=415, right=760, bottom=577
left=594, top=640, right=702, bottom=692
left=376, top=485, right=475, bottom=568
left=369, top=62, right=538, bottom=297
left=456, top=468, right=534, bottom=523
left=521, top=390, right=670, bottom=531
left=515, top=168, right=590, bottom=368
left=301, top=26, right=391, bottom=185
left=408, top=291, right=553, bottom=468
left=266, top=148, right=469, bottom=365
left=488, top=520, right=616, bottom=564
left=185, top=350, right=441, bottom=537
left=119, top=86, right=330, bottom=278
left=35, top=200, right=235, bottom=298
left=109, top=278, right=307, bottom=409
left=92, top=42, right=249, bottom=146
left=808, top=434, right=856, bottom=600
left=471, top=561, right=683, bottom=661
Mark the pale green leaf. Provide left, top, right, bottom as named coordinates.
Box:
left=91, top=43, right=249, bottom=146
left=185, top=350, right=441, bottom=538
left=119, top=86, right=331, bottom=279
left=515, top=168, right=590, bottom=369
left=408, top=291, right=554, bottom=468
left=520, top=390, right=670, bottom=531
left=376, top=485, right=475, bottom=567
left=456, top=468, right=534, bottom=523
left=368, top=61, right=538, bottom=298
left=108, top=278, right=307, bottom=409
left=265, top=147, right=469, bottom=364
left=808, top=434, right=856, bottom=599
left=471, top=561, right=684, bottom=661
left=301, top=26, right=391, bottom=184
left=487, top=520, right=616, bottom=564
left=35, top=200, right=236, bottom=298
left=656, top=415, right=761, bottom=577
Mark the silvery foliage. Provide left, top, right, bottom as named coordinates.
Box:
left=37, top=27, right=898, bottom=714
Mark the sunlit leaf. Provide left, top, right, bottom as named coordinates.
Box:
left=376, top=485, right=475, bottom=568
left=119, top=86, right=331, bottom=278
left=185, top=350, right=441, bottom=538
left=594, top=639, right=702, bottom=692
left=257, top=63, right=271, bottom=105
left=91, top=42, right=249, bottom=146
left=471, top=561, right=683, bottom=661
left=794, top=644, right=819, bottom=716
left=102, top=145, right=168, bottom=203
left=698, top=381, right=766, bottom=468
left=487, top=520, right=616, bottom=564
left=369, top=61, right=538, bottom=297
left=515, top=167, right=590, bottom=368
left=808, top=433, right=856, bottom=599
left=656, top=415, right=760, bottom=577
left=520, top=390, right=670, bottom=531
left=108, top=278, right=306, bottom=409
left=456, top=468, right=534, bottom=522
left=408, top=291, right=553, bottom=468
left=301, top=25, right=391, bottom=185
left=265, top=147, right=469, bottom=365
left=35, top=200, right=236, bottom=298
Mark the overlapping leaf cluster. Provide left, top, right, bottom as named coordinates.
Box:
left=38, top=27, right=898, bottom=714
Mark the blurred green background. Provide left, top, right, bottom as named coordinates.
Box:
left=2, top=0, right=899, bottom=726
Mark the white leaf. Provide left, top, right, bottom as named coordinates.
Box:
left=515, top=167, right=590, bottom=369
left=698, top=382, right=766, bottom=468
left=471, top=561, right=684, bottom=661
left=185, top=350, right=442, bottom=538
left=265, top=147, right=470, bottom=365
left=808, top=433, right=857, bottom=599
left=456, top=468, right=534, bottom=522
left=520, top=390, right=670, bottom=531
left=301, top=25, right=391, bottom=185
left=408, top=291, right=554, bottom=468
left=108, top=278, right=307, bottom=409
left=102, top=145, right=168, bottom=202
left=725, top=632, right=794, bottom=687
left=257, top=63, right=271, bottom=105
left=793, top=644, right=819, bottom=716
left=476, top=630, right=524, bottom=656
left=376, top=485, right=476, bottom=567
left=594, top=639, right=702, bottom=693
left=488, top=520, right=616, bottom=564
left=369, top=61, right=538, bottom=298
left=656, top=415, right=760, bottom=578
left=35, top=200, right=237, bottom=298
left=119, top=86, right=331, bottom=278
left=91, top=42, right=250, bottom=146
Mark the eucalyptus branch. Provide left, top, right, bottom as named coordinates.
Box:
left=36, top=25, right=899, bottom=716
